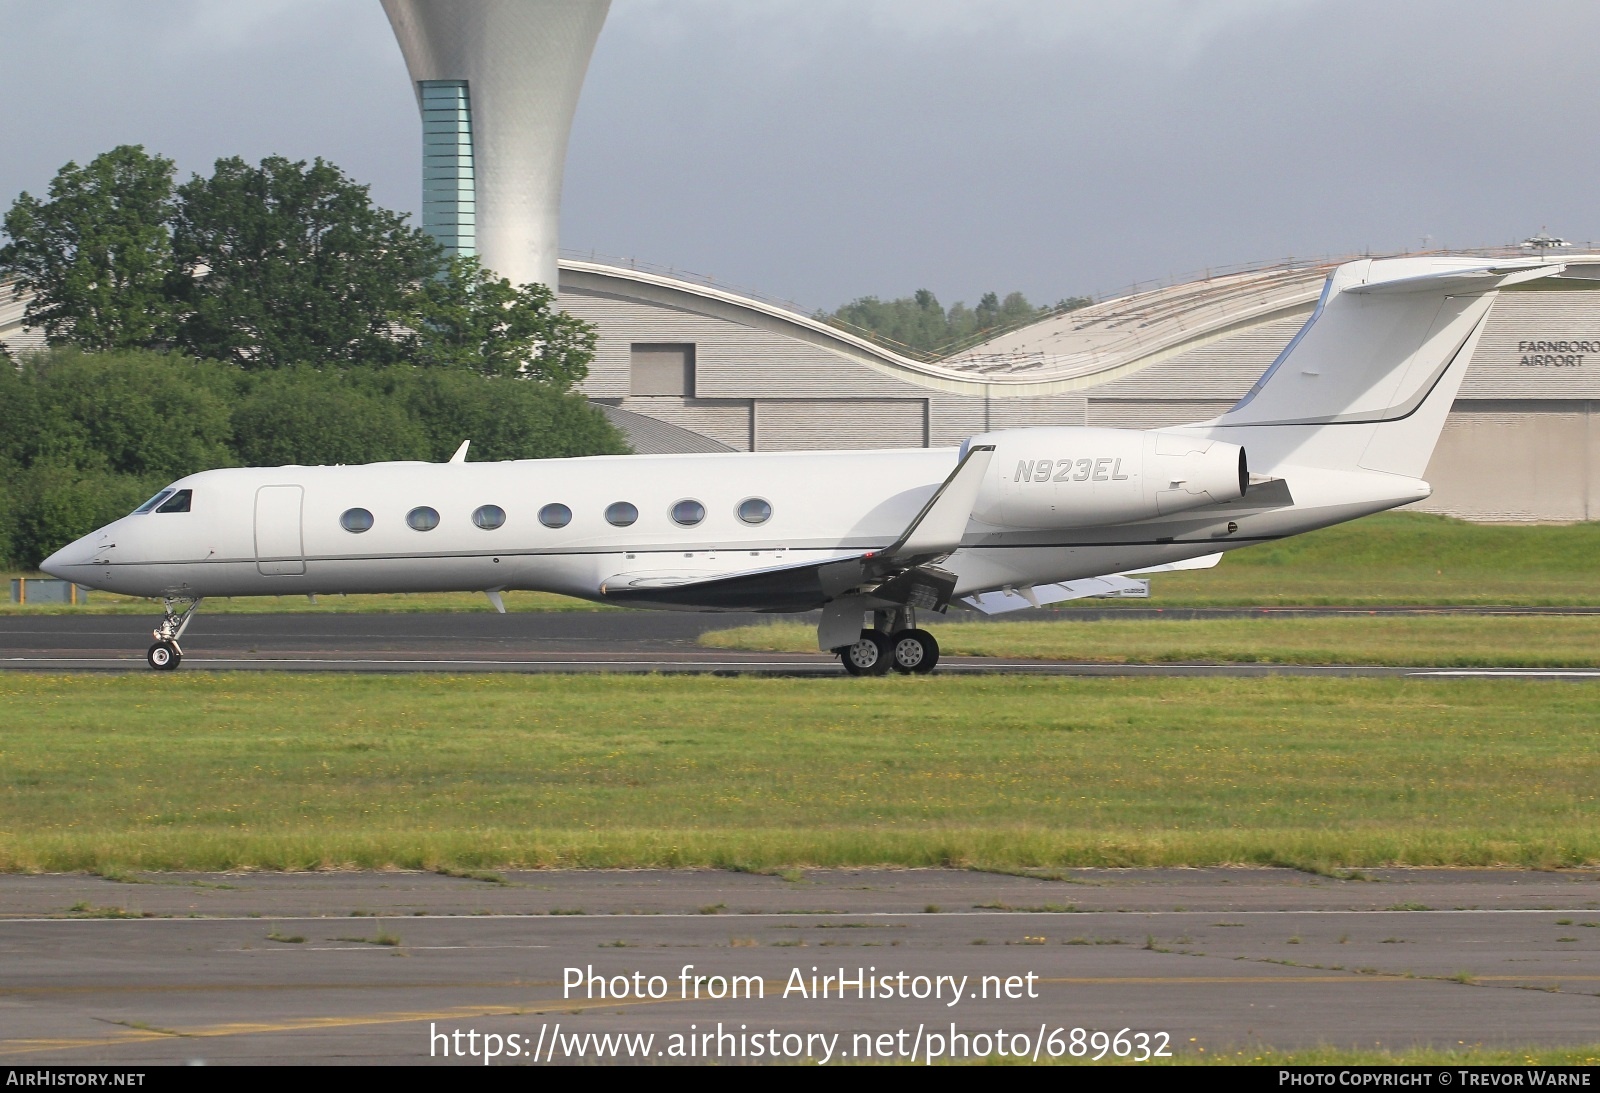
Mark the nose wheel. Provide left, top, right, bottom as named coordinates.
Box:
left=147, top=641, right=181, bottom=671
left=146, top=597, right=202, bottom=671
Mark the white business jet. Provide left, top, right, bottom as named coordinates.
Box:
left=40, top=256, right=1582, bottom=673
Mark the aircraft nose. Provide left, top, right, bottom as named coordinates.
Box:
left=39, top=546, right=70, bottom=580
left=39, top=534, right=98, bottom=580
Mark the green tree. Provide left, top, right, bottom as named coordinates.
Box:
left=825, top=289, right=952, bottom=355
left=170, top=155, right=439, bottom=368
left=390, top=368, right=629, bottom=462
left=406, top=254, right=595, bottom=385
left=0, top=347, right=235, bottom=479
left=0, top=146, right=177, bottom=350
left=229, top=367, right=429, bottom=467
left=0, top=468, right=17, bottom=568
left=821, top=287, right=1090, bottom=357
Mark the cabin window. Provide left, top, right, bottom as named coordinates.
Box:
left=133, top=489, right=175, bottom=515
left=407, top=506, right=440, bottom=532
left=155, top=489, right=193, bottom=514
left=737, top=497, right=772, bottom=525
left=605, top=501, right=638, bottom=527
left=340, top=508, right=374, bottom=533
left=472, top=504, right=506, bottom=530
left=538, top=503, right=572, bottom=529
left=671, top=499, right=705, bottom=527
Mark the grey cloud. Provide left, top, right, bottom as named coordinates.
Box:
left=4, top=1, right=1597, bottom=311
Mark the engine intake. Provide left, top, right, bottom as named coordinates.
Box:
left=965, top=427, right=1247, bottom=529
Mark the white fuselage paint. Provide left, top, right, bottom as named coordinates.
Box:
left=42, top=445, right=1427, bottom=607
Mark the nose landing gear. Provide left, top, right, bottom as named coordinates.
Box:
left=147, top=597, right=202, bottom=671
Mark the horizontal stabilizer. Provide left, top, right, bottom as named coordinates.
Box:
left=1344, top=260, right=1563, bottom=296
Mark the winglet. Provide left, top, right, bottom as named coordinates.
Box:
left=450, top=439, right=471, bottom=464
left=879, top=444, right=995, bottom=562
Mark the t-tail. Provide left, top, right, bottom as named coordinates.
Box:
left=1189, top=255, right=1577, bottom=480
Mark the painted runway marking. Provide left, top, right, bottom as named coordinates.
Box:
left=1412, top=669, right=1600, bottom=678
left=0, top=994, right=682, bottom=1058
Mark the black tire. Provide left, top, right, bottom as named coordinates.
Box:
left=890, top=629, right=940, bottom=674
left=840, top=630, right=891, bottom=676
left=147, top=641, right=179, bottom=671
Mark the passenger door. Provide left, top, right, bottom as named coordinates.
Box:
left=254, top=485, right=306, bottom=576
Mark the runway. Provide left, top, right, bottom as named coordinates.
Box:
left=4, top=612, right=1599, bottom=678
left=2, top=868, right=1597, bottom=1064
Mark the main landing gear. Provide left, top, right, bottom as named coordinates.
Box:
left=147, top=597, right=202, bottom=671
left=834, top=606, right=940, bottom=677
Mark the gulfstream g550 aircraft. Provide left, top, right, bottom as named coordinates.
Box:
left=40, top=256, right=1588, bottom=673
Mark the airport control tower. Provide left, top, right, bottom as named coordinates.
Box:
left=381, top=0, right=611, bottom=292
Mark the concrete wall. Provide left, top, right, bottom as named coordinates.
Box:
left=1417, top=401, right=1600, bottom=522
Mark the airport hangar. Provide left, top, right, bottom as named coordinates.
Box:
left=555, top=252, right=1600, bottom=524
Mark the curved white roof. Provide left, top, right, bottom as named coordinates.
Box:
left=560, top=258, right=1332, bottom=396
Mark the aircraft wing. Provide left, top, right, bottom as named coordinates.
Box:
left=599, top=553, right=872, bottom=611
left=961, top=553, right=1223, bottom=615
left=597, top=445, right=996, bottom=611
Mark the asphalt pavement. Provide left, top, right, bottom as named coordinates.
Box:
left=2, top=868, right=1598, bottom=1064
left=3, top=611, right=1599, bottom=678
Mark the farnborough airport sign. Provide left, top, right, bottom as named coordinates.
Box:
left=1518, top=340, right=1594, bottom=367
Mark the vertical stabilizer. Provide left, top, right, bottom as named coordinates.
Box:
left=1199, top=257, right=1565, bottom=476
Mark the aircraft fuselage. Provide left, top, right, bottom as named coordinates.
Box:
left=42, top=444, right=1423, bottom=608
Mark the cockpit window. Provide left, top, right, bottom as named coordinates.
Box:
left=155, top=489, right=193, bottom=514
left=133, top=489, right=175, bottom=515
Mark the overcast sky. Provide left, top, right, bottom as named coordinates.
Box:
left=3, top=0, right=1598, bottom=311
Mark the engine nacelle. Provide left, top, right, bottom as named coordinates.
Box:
left=966, top=427, right=1247, bottom=529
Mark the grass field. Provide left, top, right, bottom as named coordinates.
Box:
left=703, top=614, right=1600, bottom=668
left=7, top=512, right=1600, bottom=614
left=3, top=673, right=1598, bottom=873
left=1137, top=512, right=1600, bottom=606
